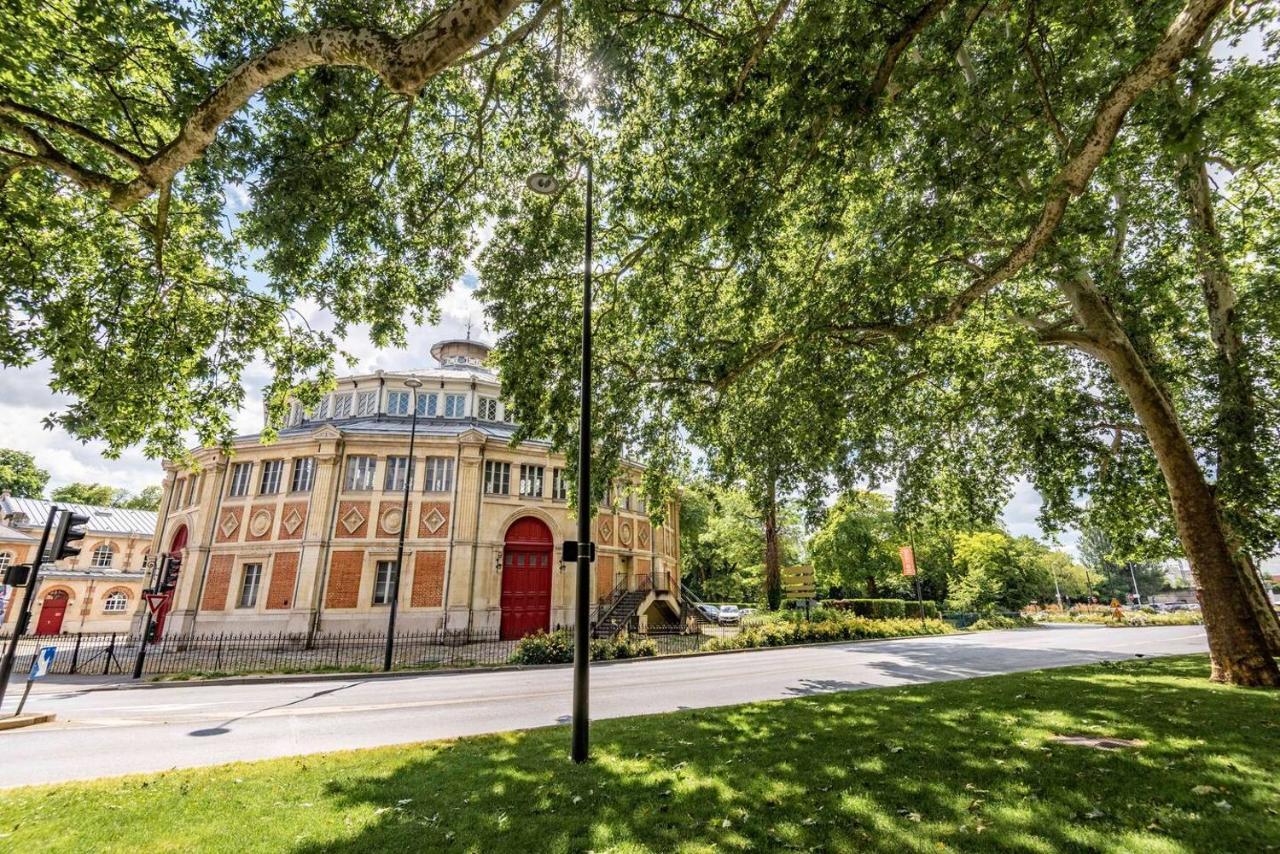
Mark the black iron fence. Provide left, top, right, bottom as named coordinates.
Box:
left=0, top=629, right=518, bottom=678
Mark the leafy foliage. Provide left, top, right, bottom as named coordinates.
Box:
left=49, top=481, right=163, bottom=510
left=0, top=448, right=49, bottom=497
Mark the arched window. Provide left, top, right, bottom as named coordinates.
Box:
left=90, top=544, right=115, bottom=568
left=0, top=552, right=12, bottom=571
left=102, top=591, right=129, bottom=613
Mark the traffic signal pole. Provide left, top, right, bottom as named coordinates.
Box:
left=0, top=506, right=58, bottom=710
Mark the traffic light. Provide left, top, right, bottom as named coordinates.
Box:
left=49, top=510, right=91, bottom=563
left=2, top=563, right=31, bottom=587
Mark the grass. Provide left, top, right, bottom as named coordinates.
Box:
left=4, top=655, right=1278, bottom=853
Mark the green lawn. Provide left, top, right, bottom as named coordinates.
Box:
left=3, top=655, right=1277, bottom=852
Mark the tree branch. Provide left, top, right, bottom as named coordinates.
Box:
left=4, top=0, right=532, bottom=211
left=460, top=0, right=562, bottom=64
left=0, top=98, right=148, bottom=168
left=732, top=0, right=794, bottom=102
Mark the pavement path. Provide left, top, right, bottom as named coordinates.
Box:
left=0, top=624, right=1206, bottom=788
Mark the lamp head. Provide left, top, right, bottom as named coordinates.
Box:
left=526, top=172, right=561, bottom=195
left=404, top=378, right=423, bottom=389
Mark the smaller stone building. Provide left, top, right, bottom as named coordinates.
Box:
left=0, top=494, right=157, bottom=634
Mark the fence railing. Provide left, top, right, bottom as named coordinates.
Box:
left=0, top=629, right=518, bottom=678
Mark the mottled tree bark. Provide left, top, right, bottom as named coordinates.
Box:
left=1055, top=272, right=1280, bottom=686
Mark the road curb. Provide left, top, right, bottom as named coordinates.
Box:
left=75, top=626, right=996, bottom=691
left=0, top=712, right=56, bottom=731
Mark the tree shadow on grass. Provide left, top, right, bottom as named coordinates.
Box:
left=295, top=656, right=1280, bottom=853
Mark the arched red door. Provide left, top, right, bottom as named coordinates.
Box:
left=36, top=590, right=69, bottom=635
left=500, top=517, right=554, bottom=640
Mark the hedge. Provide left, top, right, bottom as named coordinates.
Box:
left=824, top=599, right=940, bottom=620
left=508, top=629, right=658, bottom=665
left=702, top=614, right=952, bottom=652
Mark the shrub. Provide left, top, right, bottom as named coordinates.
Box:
left=905, top=600, right=941, bottom=620
left=509, top=630, right=659, bottom=665
left=701, top=613, right=952, bottom=652
left=823, top=598, right=914, bottom=619
left=970, top=613, right=1036, bottom=631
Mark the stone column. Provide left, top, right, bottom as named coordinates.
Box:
left=447, top=437, right=485, bottom=630
left=291, top=445, right=343, bottom=634
left=168, top=455, right=227, bottom=634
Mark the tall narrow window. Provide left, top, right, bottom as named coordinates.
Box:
left=344, top=456, right=377, bottom=491
left=0, top=552, right=12, bottom=572
left=333, top=393, right=353, bottom=418
left=373, top=560, right=397, bottom=605
left=417, top=393, right=438, bottom=417
left=386, top=391, right=410, bottom=415
left=520, top=465, right=544, bottom=498
left=237, top=564, right=262, bottom=608
left=312, top=395, right=330, bottom=420
left=484, top=461, right=510, bottom=495
left=290, top=457, right=316, bottom=492
left=478, top=396, right=498, bottom=421
left=424, top=457, right=454, bottom=493
left=444, top=393, right=467, bottom=418
left=259, top=460, right=283, bottom=495
left=185, top=475, right=200, bottom=506
left=502, top=405, right=515, bottom=424
left=384, top=456, right=411, bottom=491
left=551, top=468, right=568, bottom=502
left=356, top=390, right=378, bottom=417
left=229, top=462, right=253, bottom=497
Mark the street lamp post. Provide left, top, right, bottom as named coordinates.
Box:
left=527, top=157, right=594, bottom=763
left=384, top=377, right=422, bottom=672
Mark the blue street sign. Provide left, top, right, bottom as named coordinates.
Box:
left=29, top=646, right=56, bottom=680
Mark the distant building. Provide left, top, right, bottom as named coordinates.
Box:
left=0, top=495, right=157, bottom=634
left=148, top=338, right=682, bottom=639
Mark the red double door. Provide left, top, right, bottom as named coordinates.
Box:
left=36, top=590, right=68, bottom=635
left=500, top=517, right=554, bottom=640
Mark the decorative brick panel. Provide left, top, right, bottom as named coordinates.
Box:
left=418, top=501, right=451, bottom=538
left=278, top=501, right=308, bottom=540
left=325, top=550, right=364, bottom=608
left=215, top=507, right=243, bottom=543
left=597, top=513, right=614, bottom=546
left=410, top=551, right=446, bottom=608
left=267, top=551, right=299, bottom=610
left=201, top=555, right=234, bottom=611
left=376, top=501, right=404, bottom=537
left=596, top=555, right=615, bottom=602
left=335, top=501, right=370, bottom=538
left=246, top=504, right=276, bottom=542
left=637, top=520, right=652, bottom=550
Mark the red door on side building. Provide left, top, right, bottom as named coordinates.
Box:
left=500, top=517, right=554, bottom=640
left=35, top=590, right=68, bottom=635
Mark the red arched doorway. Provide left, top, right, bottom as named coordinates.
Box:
left=500, top=517, right=554, bottom=640
left=36, top=590, right=69, bottom=635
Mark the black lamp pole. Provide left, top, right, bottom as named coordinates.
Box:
left=384, top=378, right=422, bottom=672
left=526, top=156, right=594, bottom=763
left=572, top=156, right=594, bottom=763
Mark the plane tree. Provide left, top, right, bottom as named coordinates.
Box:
left=478, top=0, right=1280, bottom=685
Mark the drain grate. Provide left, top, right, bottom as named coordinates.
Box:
left=1050, top=735, right=1146, bottom=750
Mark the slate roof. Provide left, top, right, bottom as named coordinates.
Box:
left=0, top=522, right=35, bottom=542
left=0, top=496, right=157, bottom=537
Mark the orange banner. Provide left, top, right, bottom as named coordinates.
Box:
left=900, top=545, right=917, bottom=577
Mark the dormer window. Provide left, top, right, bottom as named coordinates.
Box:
left=333, top=393, right=353, bottom=418
left=444, top=393, right=467, bottom=418
left=356, top=390, right=377, bottom=417
left=478, top=396, right=498, bottom=421
left=313, top=396, right=330, bottom=420
left=416, top=393, right=438, bottom=417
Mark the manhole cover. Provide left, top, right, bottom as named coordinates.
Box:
left=1050, top=735, right=1146, bottom=750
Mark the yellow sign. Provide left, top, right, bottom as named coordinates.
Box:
left=781, top=565, right=816, bottom=597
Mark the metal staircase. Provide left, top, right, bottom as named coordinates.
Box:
left=592, top=589, right=649, bottom=638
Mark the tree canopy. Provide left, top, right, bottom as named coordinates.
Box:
left=0, top=448, right=49, bottom=498
left=49, top=481, right=163, bottom=510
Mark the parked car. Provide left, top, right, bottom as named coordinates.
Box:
left=717, top=605, right=741, bottom=625
left=695, top=603, right=720, bottom=622
left=740, top=608, right=757, bottom=617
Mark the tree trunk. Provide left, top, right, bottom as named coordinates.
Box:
left=1175, top=155, right=1280, bottom=655
left=1058, top=272, right=1280, bottom=686
left=764, top=481, right=782, bottom=611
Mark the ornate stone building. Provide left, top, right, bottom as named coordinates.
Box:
left=0, top=495, right=156, bottom=634
left=148, top=338, right=681, bottom=639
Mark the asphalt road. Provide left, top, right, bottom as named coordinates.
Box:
left=0, top=624, right=1206, bottom=788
